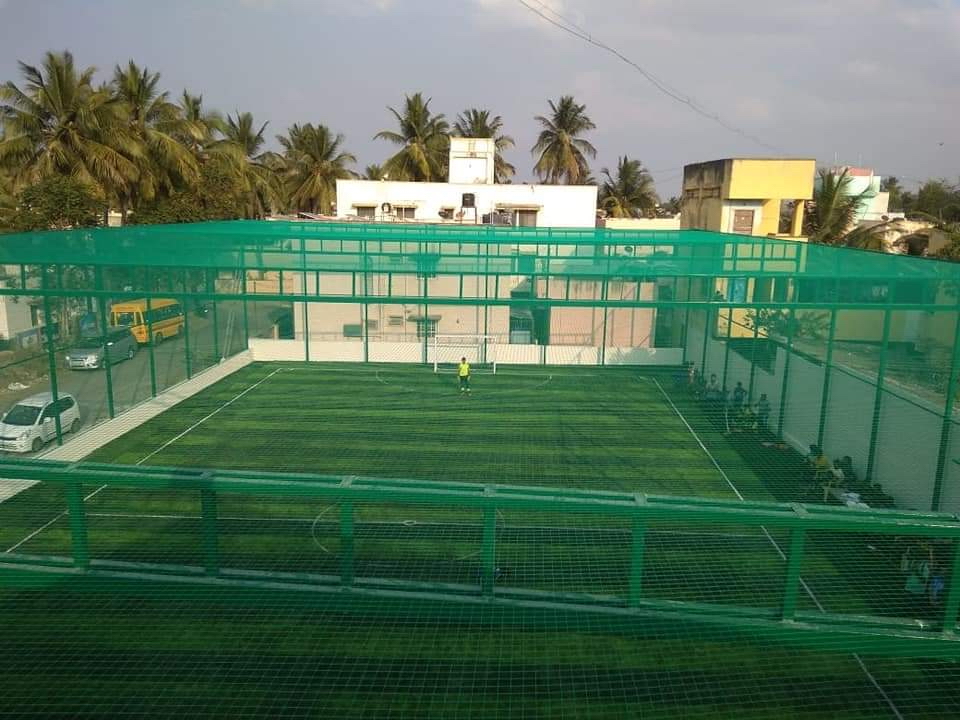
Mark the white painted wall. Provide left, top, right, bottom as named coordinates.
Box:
left=0, top=291, right=34, bottom=343
left=448, top=138, right=496, bottom=185
left=336, top=180, right=598, bottom=228
left=720, top=201, right=764, bottom=235
left=605, top=218, right=681, bottom=231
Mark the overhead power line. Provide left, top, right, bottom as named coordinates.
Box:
left=514, top=0, right=782, bottom=153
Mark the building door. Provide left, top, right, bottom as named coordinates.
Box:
left=732, top=209, right=755, bottom=234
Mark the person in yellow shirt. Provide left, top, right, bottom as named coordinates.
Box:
left=458, top=357, right=471, bottom=394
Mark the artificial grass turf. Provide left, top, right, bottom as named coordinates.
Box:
left=2, top=362, right=957, bottom=718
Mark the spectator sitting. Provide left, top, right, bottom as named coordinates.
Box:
left=806, top=444, right=832, bottom=485
left=822, top=460, right=846, bottom=502
left=837, top=456, right=859, bottom=488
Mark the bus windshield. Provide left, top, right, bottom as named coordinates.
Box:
left=114, top=311, right=138, bottom=326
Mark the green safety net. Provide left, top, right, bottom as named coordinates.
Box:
left=0, top=221, right=959, bottom=718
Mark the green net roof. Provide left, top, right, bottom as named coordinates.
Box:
left=1, top=220, right=960, bottom=717
left=1, top=220, right=957, bottom=288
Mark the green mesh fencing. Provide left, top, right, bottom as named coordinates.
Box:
left=1, top=221, right=960, bottom=717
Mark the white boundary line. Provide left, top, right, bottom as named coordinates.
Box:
left=4, top=367, right=284, bottom=554
left=644, top=376, right=904, bottom=720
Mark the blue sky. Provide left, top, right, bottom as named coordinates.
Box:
left=1, top=0, right=958, bottom=194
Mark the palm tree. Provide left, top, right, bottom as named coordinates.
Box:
left=453, top=109, right=515, bottom=183
left=177, top=91, right=226, bottom=153
left=600, top=157, right=658, bottom=218
left=278, top=123, right=356, bottom=214
left=0, top=51, right=140, bottom=201
left=532, top=95, right=596, bottom=184
left=214, top=111, right=281, bottom=217
left=805, top=169, right=868, bottom=244
left=0, top=165, right=15, bottom=226
left=364, top=163, right=385, bottom=180
left=112, top=60, right=200, bottom=214
left=374, top=93, right=449, bottom=182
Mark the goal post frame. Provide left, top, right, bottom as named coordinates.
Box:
left=432, top=334, right=499, bottom=374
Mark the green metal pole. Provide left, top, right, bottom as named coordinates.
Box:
left=628, top=516, right=646, bottom=607
left=95, top=269, right=116, bottom=419
left=816, top=309, right=838, bottom=449
left=341, top=501, right=355, bottom=586
left=200, top=487, right=219, bottom=576
left=40, top=274, right=63, bottom=446
left=781, top=527, right=806, bottom=619
left=600, top=277, right=608, bottom=366
left=681, top=306, right=691, bottom=365
left=481, top=500, right=496, bottom=596
left=700, top=307, right=710, bottom=377
left=241, top=271, right=250, bottom=351
left=211, top=288, right=221, bottom=362
left=721, top=305, right=733, bottom=392
left=146, top=295, right=158, bottom=398
left=747, top=312, right=760, bottom=404
left=66, top=482, right=89, bottom=569
left=931, top=311, right=960, bottom=512
left=183, top=296, right=192, bottom=380
left=865, top=307, right=893, bottom=482
left=941, top=540, right=960, bottom=634
left=777, top=309, right=796, bottom=439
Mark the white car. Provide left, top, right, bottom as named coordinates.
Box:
left=0, top=393, right=82, bottom=454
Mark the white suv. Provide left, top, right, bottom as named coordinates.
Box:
left=0, top=393, right=82, bottom=454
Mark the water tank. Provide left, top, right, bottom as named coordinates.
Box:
left=462, top=193, right=475, bottom=208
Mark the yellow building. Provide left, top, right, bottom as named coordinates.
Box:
left=681, top=158, right=815, bottom=238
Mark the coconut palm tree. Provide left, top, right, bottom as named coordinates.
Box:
left=374, top=93, right=449, bottom=182
left=0, top=51, right=140, bottom=201
left=452, top=108, right=515, bottom=183
left=177, top=91, right=226, bottom=153
left=532, top=95, right=596, bottom=185
left=805, top=169, right=868, bottom=244
left=213, top=110, right=282, bottom=217
left=364, top=163, right=385, bottom=180
left=278, top=123, right=356, bottom=214
left=112, top=61, right=200, bottom=215
left=600, top=157, right=658, bottom=218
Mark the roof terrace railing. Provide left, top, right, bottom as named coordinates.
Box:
left=1, top=458, right=958, bottom=659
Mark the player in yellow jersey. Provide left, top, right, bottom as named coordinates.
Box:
left=458, top=357, right=471, bottom=394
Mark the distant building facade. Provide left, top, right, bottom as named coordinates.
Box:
left=335, top=138, right=598, bottom=229
left=680, top=158, right=815, bottom=238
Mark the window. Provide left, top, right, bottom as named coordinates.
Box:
left=395, top=206, right=415, bottom=220
left=355, top=206, right=376, bottom=218
left=56, top=397, right=75, bottom=412
left=732, top=209, right=755, bottom=234
left=387, top=315, right=404, bottom=327
left=515, top=210, right=537, bottom=228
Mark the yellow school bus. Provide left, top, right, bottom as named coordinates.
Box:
left=110, top=298, right=184, bottom=345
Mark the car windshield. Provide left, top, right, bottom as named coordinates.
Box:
left=2, top=404, right=40, bottom=426
left=74, top=337, right=105, bottom=349
left=114, top=312, right=137, bottom=326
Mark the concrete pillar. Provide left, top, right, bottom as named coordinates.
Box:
left=790, top=201, right=805, bottom=237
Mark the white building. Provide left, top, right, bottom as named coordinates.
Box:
left=335, top=138, right=598, bottom=228
left=0, top=278, right=41, bottom=349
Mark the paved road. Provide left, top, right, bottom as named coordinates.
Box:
left=1, top=302, right=266, bottom=457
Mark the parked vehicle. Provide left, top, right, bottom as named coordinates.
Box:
left=0, top=393, right=81, bottom=453
left=64, top=327, right=138, bottom=370
left=110, top=298, right=184, bottom=345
